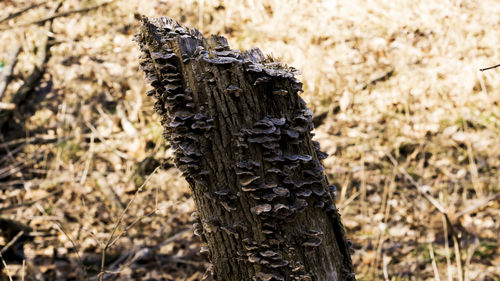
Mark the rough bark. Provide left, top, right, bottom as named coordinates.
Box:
left=136, top=16, right=355, bottom=281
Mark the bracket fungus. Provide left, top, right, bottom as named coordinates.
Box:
left=251, top=203, right=272, bottom=215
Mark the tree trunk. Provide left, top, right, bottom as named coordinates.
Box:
left=136, top=16, right=356, bottom=281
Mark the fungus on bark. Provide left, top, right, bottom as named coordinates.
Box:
left=136, top=16, right=355, bottom=281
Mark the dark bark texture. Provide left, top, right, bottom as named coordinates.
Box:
left=136, top=16, right=355, bottom=281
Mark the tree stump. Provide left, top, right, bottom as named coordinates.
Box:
left=136, top=16, right=355, bottom=281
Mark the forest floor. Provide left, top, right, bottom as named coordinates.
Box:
left=0, top=0, right=499, bottom=280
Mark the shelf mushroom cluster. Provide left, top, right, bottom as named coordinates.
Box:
left=232, top=110, right=339, bottom=280
left=136, top=18, right=214, bottom=189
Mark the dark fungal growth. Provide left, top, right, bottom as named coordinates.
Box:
left=136, top=16, right=355, bottom=281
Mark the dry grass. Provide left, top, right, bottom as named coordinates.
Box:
left=0, top=0, right=499, bottom=280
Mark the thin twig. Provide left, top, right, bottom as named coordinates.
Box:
left=1, top=135, right=58, bottom=148
left=107, top=208, right=158, bottom=247
left=98, top=166, right=159, bottom=281
left=0, top=2, right=46, bottom=24
left=479, top=63, right=500, bottom=72
left=105, top=178, right=162, bottom=247
left=0, top=231, right=25, bottom=254
left=360, top=68, right=395, bottom=90
left=95, top=227, right=192, bottom=280
left=95, top=211, right=185, bottom=280
left=0, top=160, right=29, bottom=180
left=0, top=135, right=20, bottom=165
left=0, top=150, right=46, bottom=181
left=456, top=193, right=500, bottom=218
left=53, top=222, right=88, bottom=280
left=382, top=255, right=390, bottom=281
left=385, top=152, right=446, bottom=212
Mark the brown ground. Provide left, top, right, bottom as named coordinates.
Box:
left=0, top=0, right=499, bottom=280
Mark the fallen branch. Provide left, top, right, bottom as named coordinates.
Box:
left=8, top=0, right=115, bottom=29
left=0, top=1, right=62, bottom=130
left=0, top=2, right=46, bottom=25
left=0, top=44, right=22, bottom=101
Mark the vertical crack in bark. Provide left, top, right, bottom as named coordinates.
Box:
left=136, top=16, right=355, bottom=281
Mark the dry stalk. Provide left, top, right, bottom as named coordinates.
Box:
left=442, top=204, right=453, bottom=281
left=428, top=243, right=442, bottom=281
left=464, top=122, right=482, bottom=196
left=452, top=226, right=464, bottom=281
left=0, top=252, right=14, bottom=281
left=79, top=133, right=95, bottom=185
left=382, top=255, right=390, bottom=281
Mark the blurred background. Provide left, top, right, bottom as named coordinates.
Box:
left=0, top=0, right=498, bottom=280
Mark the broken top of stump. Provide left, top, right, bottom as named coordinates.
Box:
left=135, top=15, right=302, bottom=81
